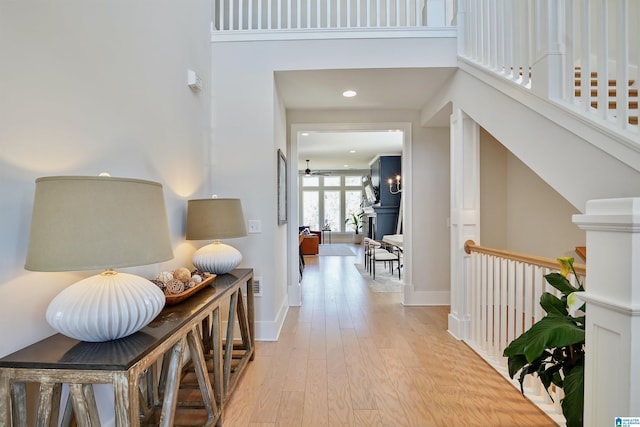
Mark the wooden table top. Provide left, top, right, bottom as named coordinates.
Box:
left=0, top=269, right=253, bottom=371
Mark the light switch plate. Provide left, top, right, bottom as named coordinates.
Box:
left=248, top=220, right=262, bottom=233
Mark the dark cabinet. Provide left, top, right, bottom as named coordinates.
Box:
left=370, top=155, right=401, bottom=239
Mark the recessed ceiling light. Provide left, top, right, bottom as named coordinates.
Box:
left=342, top=90, right=357, bottom=98
left=349, top=150, right=356, bottom=153
left=343, top=164, right=350, bottom=168
left=301, top=132, right=309, bottom=136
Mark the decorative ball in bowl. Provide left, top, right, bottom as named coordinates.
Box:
left=151, top=268, right=216, bottom=305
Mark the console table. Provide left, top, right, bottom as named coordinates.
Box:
left=0, top=268, right=254, bottom=426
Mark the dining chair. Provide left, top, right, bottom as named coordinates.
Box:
left=366, top=238, right=401, bottom=280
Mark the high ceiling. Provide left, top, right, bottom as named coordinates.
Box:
left=275, top=67, right=456, bottom=171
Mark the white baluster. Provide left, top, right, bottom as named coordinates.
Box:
left=469, top=252, right=475, bottom=345
left=616, top=0, right=630, bottom=129
left=581, top=0, right=591, bottom=113
left=597, top=0, right=609, bottom=120
left=296, top=0, right=301, bottom=28
left=564, top=0, right=575, bottom=103
left=495, top=0, right=504, bottom=73
left=346, top=0, right=351, bottom=27
left=488, top=255, right=496, bottom=358
left=499, top=257, right=508, bottom=355
left=507, top=259, right=516, bottom=343
left=491, top=256, right=500, bottom=359
left=486, top=254, right=494, bottom=356
left=474, top=252, right=481, bottom=345
left=515, top=262, right=524, bottom=342
left=480, top=254, right=488, bottom=351
left=221, top=0, right=226, bottom=30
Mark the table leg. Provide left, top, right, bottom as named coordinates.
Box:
left=0, top=372, right=10, bottom=426
left=223, top=290, right=238, bottom=397
left=36, top=382, right=62, bottom=427
left=113, top=371, right=135, bottom=427
left=158, top=338, right=185, bottom=427
left=211, top=307, right=223, bottom=409
left=68, top=383, right=100, bottom=426
left=11, top=382, right=27, bottom=427
left=186, top=324, right=219, bottom=424
left=247, top=275, right=255, bottom=361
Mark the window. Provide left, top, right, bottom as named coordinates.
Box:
left=345, top=190, right=362, bottom=217
left=324, top=191, right=340, bottom=230
left=302, top=191, right=319, bottom=230
left=299, top=174, right=364, bottom=232
left=345, top=176, right=361, bottom=186
left=324, top=176, right=341, bottom=187
left=302, top=176, right=319, bottom=187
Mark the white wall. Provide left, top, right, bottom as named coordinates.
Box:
left=0, top=0, right=213, bottom=360
left=479, top=128, right=508, bottom=249
left=211, top=36, right=457, bottom=336
left=480, top=129, right=585, bottom=258
left=409, top=126, right=451, bottom=302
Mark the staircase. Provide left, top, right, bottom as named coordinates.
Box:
left=574, top=69, right=639, bottom=126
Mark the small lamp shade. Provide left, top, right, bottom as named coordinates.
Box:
left=25, top=176, right=174, bottom=342
left=186, top=198, right=247, bottom=274
left=186, top=198, right=247, bottom=240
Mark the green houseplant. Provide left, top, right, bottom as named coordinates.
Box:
left=345, top=211, right=364, bottom=234
left=345, top=208, right=365, bottom=244
left=503, top=257, right=585, bottom=427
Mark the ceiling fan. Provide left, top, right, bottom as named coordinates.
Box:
left=300, top=160, right=332, bottom=176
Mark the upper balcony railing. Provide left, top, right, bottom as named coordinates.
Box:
left=212, top=0, right=456, bottom=38
left=458, top=0, right=639, bottom=138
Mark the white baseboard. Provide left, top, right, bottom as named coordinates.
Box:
left=447, top=313, right=470, bottom=340
left=254, top=296, right=289, bottom=341
left=402, top=286, right=450, bottom=306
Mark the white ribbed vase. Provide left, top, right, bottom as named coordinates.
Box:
left=46, top=272, right=165, bottom=342
left=192, top=242, right=242, bottom=275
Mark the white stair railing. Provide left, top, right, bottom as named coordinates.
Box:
left=458, top=0, right=639, bottom=135
left=463, top=240, right=586, bottom=426
left=213, top=0, right=456, bottom=31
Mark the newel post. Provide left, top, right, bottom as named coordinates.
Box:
left=573, top=198, right=640, bottom=425
left=448, top=108, right=479, bottom=340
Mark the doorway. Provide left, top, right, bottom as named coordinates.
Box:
left=288, top=122, right=412, bottom=306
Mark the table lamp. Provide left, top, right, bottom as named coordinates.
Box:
left=25, top=176, right=174, bottom=342
left=186, top=197, right=247, bottom=274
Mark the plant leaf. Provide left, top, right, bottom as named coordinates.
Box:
left=507, top=354, right=528, bottom=379
left=561, top=366, right=584, bottom=427
left=544, top=272, right=579, bottom=295
left=540, top=292, right=568, bottom=316
left=505, top=316, right=584, bottom=363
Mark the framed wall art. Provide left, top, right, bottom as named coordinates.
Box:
left=277, top=149, right=287, bottom=224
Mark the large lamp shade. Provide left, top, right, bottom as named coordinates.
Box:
left=25, top=176, right=174, bottom=342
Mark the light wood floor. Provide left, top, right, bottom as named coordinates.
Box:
left=223, top=245, right=556, bottom=426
